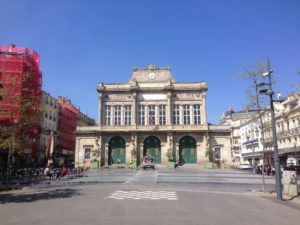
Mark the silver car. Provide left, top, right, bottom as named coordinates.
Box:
left=143, top=156, right=155, bottom=170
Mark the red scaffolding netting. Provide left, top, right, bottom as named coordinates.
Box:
left=0, top=44, right=42, bottom=153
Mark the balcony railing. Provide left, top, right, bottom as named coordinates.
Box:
left=277, top=127, right=300, bottom=138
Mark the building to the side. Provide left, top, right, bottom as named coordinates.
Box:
left=37, top=94, right=96, bottom=167
left=56, top=97, right=80, bottom=166
left=76, top=65, right=231, bottom=168
left=78, top=111, right=96, bottom=126
left=0, top=44, right=42, bottom=157
left=275, top=93, right=300, bottom=166
left=220, top=108, right=257, bottom=166
left=37, top=91, right=59, bottom=165
left=233, top=92, right=300, bottom=168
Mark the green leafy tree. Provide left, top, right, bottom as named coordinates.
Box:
left=0, top=71, right=42, bottom=184
left=205, top=148, right=213, bottom=162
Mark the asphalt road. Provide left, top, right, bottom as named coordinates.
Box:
left=0, top=168, right=299, bottom=225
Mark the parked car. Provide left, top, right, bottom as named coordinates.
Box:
left=239, top=164, right=253, bottom=170
left=143, top=156, right=155, bottom=170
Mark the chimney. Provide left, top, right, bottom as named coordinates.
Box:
left=8, top=44, right=16, bottom=52
left=277, top=92, right=282, bottom=100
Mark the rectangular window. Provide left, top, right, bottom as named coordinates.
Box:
left=125, top=105, right=131, bottom=125
left=172, top=105, right=180, bottom=125
left=193, top=104, right=201, bottom=125
left=148, top=105, right=155, bottom=125
left=183, top=104, right=190, bottom=125
left=84, top=148, right=91, bottom=159
left=114, top=105, right=121, bottom=125
left=159, top=105, right=166, bottom=125
left=138, top=105, right=145, bottom=125
left=214, top=148, right=221, bottom=160
left=104, top=105, right=111, bottom=125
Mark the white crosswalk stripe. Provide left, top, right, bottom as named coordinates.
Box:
left=106, top=191, right=178, bottom=200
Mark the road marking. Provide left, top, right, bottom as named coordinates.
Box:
left=106, top=191, right=178, bottom=200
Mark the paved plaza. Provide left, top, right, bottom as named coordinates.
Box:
left=0, top=168, right=300, bottom=225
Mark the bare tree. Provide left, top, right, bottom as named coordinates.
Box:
left=239, top=58, right=274, bottom=193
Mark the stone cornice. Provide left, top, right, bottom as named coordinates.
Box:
left=76, top=124, right=230, bottom=136
left=96, top=82, right=207, bottom=93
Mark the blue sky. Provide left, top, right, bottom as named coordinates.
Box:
left=0, top=0, right=299, bottom=123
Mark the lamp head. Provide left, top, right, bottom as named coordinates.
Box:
left=262, top=70, right=273, bottom=77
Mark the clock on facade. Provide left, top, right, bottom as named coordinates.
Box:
left=148, top=72, right=156, bottom=79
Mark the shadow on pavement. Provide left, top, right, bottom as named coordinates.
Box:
left=0, top=188, right=81, bottom=204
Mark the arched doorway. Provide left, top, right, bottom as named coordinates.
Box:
left=143, top=136, right=161, bottom=164
left=108, top=136, right=126, bottom=165
left=179, top=136, right=197, bottom=164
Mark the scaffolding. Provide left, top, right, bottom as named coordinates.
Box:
left=0, top=44, right=42, bottom=154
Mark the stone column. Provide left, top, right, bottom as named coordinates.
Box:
left=190, top=104, right=194, bottom=125
left=202, top=93, right=207, bottom=124
left=176, top=143, right=180, bottom=163
left=139, top=143, right=144, bottom=166
left=167, top=93, right=172, bottom=125
left=145, top=105, right=149, bottom=125
left=155, top=105, right=159, bottom=125
left=132, top=92, right=137, bottom=125
left=121, top=106, right=124, bottom=126
left=98, top=93, right=102, bottom=125
left=75, top=138, right=81, bottom=168
left=105, top=143, right=109, bottom=166
left=97, top=135, right=102, bottom=163
left=111, top=106, right=114, bottom=126
left=167, top=133, right=174, bottom=163
left=179, top=105, right=183, bottom=125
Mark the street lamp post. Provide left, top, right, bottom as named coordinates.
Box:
left=257, top=70, right=283, bottom=200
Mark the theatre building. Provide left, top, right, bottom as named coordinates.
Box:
left=75, top=65, right=231, bottom=168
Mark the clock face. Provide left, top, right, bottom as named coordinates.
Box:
left=148, top=72, right=156, bottom=79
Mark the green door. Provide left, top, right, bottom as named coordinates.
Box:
left=144, top=136, right=161, bottom=164
left=109, top=136, right=126, bottom=165
left=145, top=147, right=161, bottom=164
left=179, top=136, right=197, bottom=164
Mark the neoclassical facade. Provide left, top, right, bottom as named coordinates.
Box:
left=75, top=65, right=231, bottom=168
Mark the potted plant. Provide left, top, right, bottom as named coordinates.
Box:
left=205, top=148, right=214, bottom=169
left=166, top=148, right=175, bottom=169
left=91, top=158, right=99, bottom=169
left=130, top=147, right=137, bottom=169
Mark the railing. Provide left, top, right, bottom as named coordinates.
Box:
left=277, top=127, right=300, bottom=137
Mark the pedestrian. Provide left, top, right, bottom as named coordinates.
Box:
left=44, top=166, right=52, bottom=180
left=61, top=165, right=68, bottom=176
left=267, top=165, right=271, bottom=176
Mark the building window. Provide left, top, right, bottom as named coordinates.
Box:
left=125, top=105, right=131, bottom=125
left=172, top=105, right=180, bottom=125
left=104, top=105, right=111, bottom=125
left=214, top=148, right=221, bottom=160
left=114, top=105, right=121, bottom=125
left=159, top=105, right=166, bottom=125
left=183, top=104, right=190, bottom=125
left=138, top=105, right=145, bottom=125
left=84, top=148, right=91, bottom=159
left=49, top=110, right=53, bottom=120
left=193, top=104, right=201, bottom=125
left=148, top=105, right=155, bottom=125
